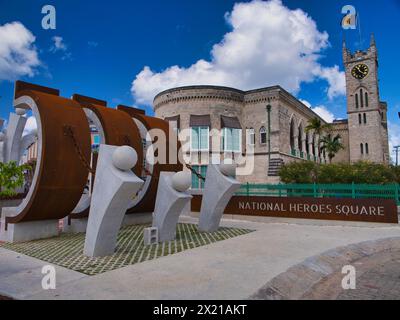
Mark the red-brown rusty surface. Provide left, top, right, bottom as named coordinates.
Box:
left=7, top=89, right=91, bottom=225
left=72, top=94, right=143, bottom=177
left=118, top=107, right=183, bottom=214
left=68, top=95, right=144, bottom=219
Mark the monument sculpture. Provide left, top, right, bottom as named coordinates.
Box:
left=198, top=163, right=241, bottom=232
left=150, top=171, right=192, bottom=243
left=84, top=145, right=144, bottom=257
left=0, top=81, right=182, bottom=243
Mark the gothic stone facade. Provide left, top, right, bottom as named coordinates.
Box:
left=154, top=85, right=329, bottom=184
left=154, top=35, right=389, bottom=184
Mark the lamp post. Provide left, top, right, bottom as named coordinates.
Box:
left=266, top=104, right=272, bottom=161
left=394, top=146, right=400, bottom=166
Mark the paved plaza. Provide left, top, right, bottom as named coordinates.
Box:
left=0, top=215, right=399, bottom=300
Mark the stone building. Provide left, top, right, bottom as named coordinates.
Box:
left=154, top=34, right=389, bottom=186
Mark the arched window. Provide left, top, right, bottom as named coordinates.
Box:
left=363, top=113, right=367, bottom=124
left=365, top=143, right=369, bottom=154
left=355, top=93, right=359, bottom=108
left=305, top=133, right=309, bottom=154
left=259, top=126, right=267, bottom=144
left=289, top=119, right=295, bottom=152
left=360, top=143, right=364, bottom=155
left=247, top=128, right=255, bottom=145
left=365, top=92, right=369, bottom=107
left=359, top=114, right=362, bottom=124
left=360, top=89, right=364, bottom=107
left=298, top=125, right=303, bottom=152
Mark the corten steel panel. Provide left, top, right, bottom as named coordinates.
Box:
left=14, top=80, right=60, bottom=97
left=72, top=95, right=143, bottom=177
left=191, top=195, right=398, bottom=224
left=7, top=90, right=91, bottom=225
left=69, top=96, right=144, bottom=219
left=118, top=106, right=183, bottom=214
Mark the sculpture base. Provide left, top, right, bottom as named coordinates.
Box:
left=63, top=213, right=153, bottom=233
left=0, top=207, right=59, bottom=243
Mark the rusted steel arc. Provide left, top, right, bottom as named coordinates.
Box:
left=77, top=103, right=143, bottom=177
left=68, top=102, right=143, bottom=218
left=7, top=90, right=91, bottom=224
left=122, top=112, right=183, bottom=214
left=68, top=153, right=98, bottom=219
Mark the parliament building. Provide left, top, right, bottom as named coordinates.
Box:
left=154, top=35, right=390, bottom=185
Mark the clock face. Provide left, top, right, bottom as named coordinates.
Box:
left=351, top=64, right=369, bottom=79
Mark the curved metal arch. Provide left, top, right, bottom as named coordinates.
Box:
left=6, top=90, right=91, bottom=226
left=68, top=96, right=144, bottom=219
left=117, top=106, right=183, bottom=214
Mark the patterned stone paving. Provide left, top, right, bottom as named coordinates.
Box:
left=251, top=237, right=400, bottom=300
left=0, top=223, right=253, bottom=276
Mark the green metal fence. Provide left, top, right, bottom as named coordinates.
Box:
left=235, top=183, right=400, bottom=205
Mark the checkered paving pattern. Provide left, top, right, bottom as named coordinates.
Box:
left=1, top=223, right=253, bottom=276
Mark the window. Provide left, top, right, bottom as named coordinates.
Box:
left=363, top=113, right=367, bottom=124
left=247, top=128, right=255, bottom=145
left=360, top=89, right=364, bottom=108
left=93, top=134, right=100, bottom=145
left=191, top=165, right=207, bottom=189
left=289, top=120, right=295, bottom=152
left=355, top=94, right=359, bottom=108
left=298, top=126, right=303, bottom=152
left=191, top=126, right=209, bottom=151
left=365, top=92, right=369, bottom=107
left=260, top=126, right=267, bottom=144
left=360, top=143, right=364, bottom=155
left=365, top=143, right=369, bottom=154
left=359, top=114, right=362, bottom=124
left=223, top=127, right=241, bottom=152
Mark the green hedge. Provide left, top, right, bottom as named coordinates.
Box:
left=279, top=161, right=400, bottom=184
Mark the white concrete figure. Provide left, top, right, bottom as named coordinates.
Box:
left=3, top=112, right=27, bottom=163
left=198, top=164, right=241, bottom=232
left=152, top=171, right=192, bottom=242
left=112, top=145, right=138, bottom=171
left=84, top=144, right=144, bottom=257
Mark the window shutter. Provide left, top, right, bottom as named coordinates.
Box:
left=200, top=127, right=209, bottom=150
left=232, top=129, right=241, bottom=151
left=191, top=127, right=199, bottom=150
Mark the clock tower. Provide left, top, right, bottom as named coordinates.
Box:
left=343, top=34, right=390, bottom=164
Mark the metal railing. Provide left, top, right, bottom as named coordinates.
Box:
left=235, top=183, right=400, bottom=205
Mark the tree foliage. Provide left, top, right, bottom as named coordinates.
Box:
left=279, top=161, right=399, bottom=184
left=0, top=161, right=31, bottom=197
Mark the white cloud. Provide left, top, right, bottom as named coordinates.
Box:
left=311, top=106, right=335, bottom=123
left=23, top=116, right=37, bottom=136
left=300, top=99, right=335, bottom=123
left=50, top=36, right=72, bottom=60
left=50, top=36, right=67, bottom=52
left=88, top=41, right=98, bottom=47
left=0, top=21, right=40, bottom=81
left=313, top=65, right=346, bottom=99
left=388, top=121, right=400, bottom=164
left=131, top=0, right=345, bottom=106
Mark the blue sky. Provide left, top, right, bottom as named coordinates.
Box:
left=0, top=0, right=399, bottom=153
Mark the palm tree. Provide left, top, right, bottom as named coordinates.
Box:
left=305, top=117, right=332, bottom=136
left=319, top=133, right=344, bottom=163
left=305, top=117, right=333, bottom=160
